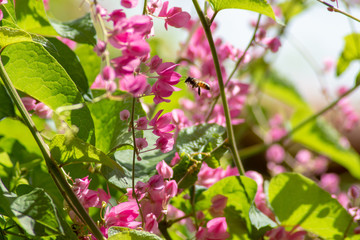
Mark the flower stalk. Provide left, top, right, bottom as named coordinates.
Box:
left=192, top=0, right=245, bottom=175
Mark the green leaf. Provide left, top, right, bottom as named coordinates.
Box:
left=176, top=123, right=226, bottom=168
left=0, top=180, right=76, bottom=238
left=15, top=0, right=58, bottom=35
left=108, top=227, right=163, bottom=240
left=0, top=118, right=41, bottom=155
left=268, top=173, right=358, bottom=239
left=0, top=83, right=15, bottom=119
left=45, top=37, right=92, bottom=100
left=0, top=26, right=33, bottom=48
left=49, top=134, right=124, bottom=172
left=278, top=0, right=311, bottom=23
left=1, top=41, right=95, bottom=143
left=75, top=44, right=101, bottom=87
left=49, top=14, right=96, bottom=45
left=196, top=176, right=258, bottom=239
left=88, top=91, right=146, bottom=153
left=337, top=33, right=360, bottom=76
left=248, top=204, right=277, bottom=238
left=0, top=0, right=16, bottom=25
left=291, top=109, right=360, bottom=179
left=172, top=153, right=202, bottom=189
left=207, top=0, right=276, bottom=21
left=102, top=146, right=175, bottom=189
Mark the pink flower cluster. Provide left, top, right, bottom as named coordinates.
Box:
left=69, top=176, right=110, bottom=224
left=91, top=1, right=189, bottom=101
left=126, top=160, right=178, bottom=233
left=21, top=97, right=53, bottom=119
left=336, top=86, right=359, bottom=131
left=197, top=163, right=239, bottom=188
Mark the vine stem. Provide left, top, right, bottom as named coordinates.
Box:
left=316, top=0, right=360, bottom=22
left=205, top=14, right=262, bottom=122
left=130, top=97, right=144, bottom=227
left=192, top=0, right=245, bottom=175
left=0, top=59, right=105, bottom=240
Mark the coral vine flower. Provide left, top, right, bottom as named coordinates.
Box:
left=121, top=0, right=138, bottom=8
left=158, top=1, right=191, bottom=30
left=149, top=110, right=175, bottom=137
left=104, top=201, right=141, bottom=228
left=196, top=217, right=230, bottom=240
left=156, top=160, right=173, bottom=179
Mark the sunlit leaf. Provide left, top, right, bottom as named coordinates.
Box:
left=207, top=0, right=276, bottom=21
left=269, top=173, right=358, bottom=239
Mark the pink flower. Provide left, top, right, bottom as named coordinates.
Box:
left=94, top=40, right=107, bottom=56
left=147, top=55, right=163, bottom=73
left=121, top=0, right=138, bottom=8
left=56, top=37, right=77, bottom=50
left=145, top=213, right=159, bottom=234
left=120, top=110, right=130, bottom=121
left=135, top=116, right=148, bottom=130
left=149, top=110, right=175, bottom=138
left=158, top=1, right=191, bottom=30
left=104, top=202, right=141, bottom=228
left=135, top=138, right=148, bottom=150
left=320, top=173, right=340, bottom=194
left=112, top=55, right=141, bottom=76
left=119, top=74, right=150, bottom=96
left=295, top=149, right=312, bottom=164
left=34, top=102, right=53, bottom=119
left=102, top=66, right=116, bottom=82
left=21, top=97, right=36, bottom=111
left=0, top=9, right=3, bottom=21
left=170, top=152, right=180, bottom=166
left=156, top=160, right=173, bottom=178
left=209, top=195, right=228, bottom=217
left=196, top=217, right=230, bottom=240
left=91, top=74, right=117, bottom=92
left=348, top=185, right=360, bottom=200
left=72, top=176, right=111, bottom=209
left=264, top=37, right=281, bottom=53
left=266, top=226, right=307, bottom=240
left=108, top=9, right=126, bottom=25
left=147, top=0, right=163, bottom=14
left=155, top=136, right=174, bottom=153
left=266, top=144, right=285, bottom=164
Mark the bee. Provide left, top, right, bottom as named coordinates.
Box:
left=185, top=77, right=211, bottom=96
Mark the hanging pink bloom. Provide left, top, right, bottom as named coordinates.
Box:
left=209, top=195, right=228, bottom=217
left=135, top=137, right=148, bottom=150
left=121, top=0, right=138, bottom=8
left=34, top=102, right=53, bottom=119
left=264, top=37, right=281, bottom=53
left=320, top=173, right=340, bottom=194
left=102, top=66, right=116, bottom=82
left=56, top=36, right=77, bottom=50
left=147, top=0, right=163, bottom=14
left=135, top=116, right=148, bottom=130
left=149, top=110, right=175, bottom=138
left=147, top=55, right=163, bottom=73
left=0, top=9, right=3, bottom=21
left=120, top=110, right=130, bottom=121
left=112, top=55, right=141, bottom=76
left=91, top=74, right=117, bottom=92
left=108, top=9, right=126, bottom=25
left=158, top=1, right=191, bottom=30
left=145, top=213, right=159, bottom=234
left=196, top=217, right=230, bottom=240
left=119, top=74, right=150, bottom=96
left=104, top=201, right=141, bottom=228
left=155, top=136, right=174, bottom=153
left=266, top=144, right=285, bottom=164
left=156, top=160, right=173, bottom=179
left=94, top=40, right=107, bottom=56
left=21, top=97, right=36, bottom=111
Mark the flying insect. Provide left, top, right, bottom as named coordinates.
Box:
left=185, top=77, right=211, bottom=96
